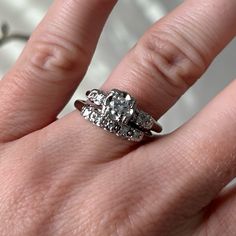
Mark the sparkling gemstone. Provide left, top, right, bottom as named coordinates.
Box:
left=82, top=107, right=92, bottom=119
left=130, top=130, right=143, bottom=142
left=94, top=94, right=105, bottom=105
left=90, top=112, right=98, bottom=122
left=105, top=90, right=135, bottom=123
left=136, top=111, right=153, bottom=129
left=144, top=118, right=154, bottom=129
left=101, top=118, right=109, bottom=127
left=127, top=130, right=134, bottom=136
left=94, top=115, right=103, bottom=126
left=118, top=125, right=130, bottom=137
left=107, top=121, right=116, bottom=131
left=113, top=125, right=121, bottom=132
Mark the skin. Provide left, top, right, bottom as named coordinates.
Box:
left=0, top=0, right=236, bottom=235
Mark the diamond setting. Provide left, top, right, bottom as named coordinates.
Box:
left=134, top=110, right=154, bottom=130
left=103, top=89, right=136, bottom=124
left=78, top=88, right=162, bottom=142
left=81, top=106, right=93, bottom=119
left=81, top=105, right=144, bottom=142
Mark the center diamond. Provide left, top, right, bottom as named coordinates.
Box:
left=103, top=89, right=136, bottom=123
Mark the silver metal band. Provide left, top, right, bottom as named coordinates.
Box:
left=74, top=89, right=162, bottom=142
left=80, top=104, right=145, bottom=142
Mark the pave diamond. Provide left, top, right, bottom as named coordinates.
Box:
left=102, top=118, right=116, bottom=131
left=107, top=121, right=116, bottom=131
left=89, top=111, right=98, bottom=122
left=94, top=116, right=103, bottom=126
left=118, top=125, right=130, bottom=137
left=113, top=124, right=121, bottom=133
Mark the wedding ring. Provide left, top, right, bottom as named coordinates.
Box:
left=74, top=89, right=162, bottom=142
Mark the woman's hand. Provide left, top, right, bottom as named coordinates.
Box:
left=0, top=0, right=236, bottom=235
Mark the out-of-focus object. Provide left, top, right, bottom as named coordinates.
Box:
left=0, top=22, right=30, bottom=47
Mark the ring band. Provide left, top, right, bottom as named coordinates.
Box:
left=74, top=89, right=162, bottom=142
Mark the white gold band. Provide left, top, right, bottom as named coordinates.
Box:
left=75, top=89, right=162, bottom=142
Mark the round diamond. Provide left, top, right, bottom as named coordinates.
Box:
left=130, top=130, right=143, bottom=142
left=107, top=94, right=134, bottom=122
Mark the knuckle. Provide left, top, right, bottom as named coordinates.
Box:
left=31, top=41, right=76, bottom=72
left=26, top=31, right=89, bottom=81
left=134, top=29, right=208, bottom=97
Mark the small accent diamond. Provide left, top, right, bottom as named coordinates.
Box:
left=135, top=111, right=154, bottom=130
left=94, top=94, right=105, bottom=105
left=118, top=125, right=130, bottom=137
left=90, top=112, right=98, bottom=123
left=129, top=130, right=143, bottom=142
left=82, top=107, right=93, bottom=119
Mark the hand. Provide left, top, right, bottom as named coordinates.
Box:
left=0, top=0, right=236, bottom=235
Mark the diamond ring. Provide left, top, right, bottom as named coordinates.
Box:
left=74, top=89, right=162, bottom=142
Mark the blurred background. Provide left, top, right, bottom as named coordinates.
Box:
left=0, top=0, right=235, bottom=133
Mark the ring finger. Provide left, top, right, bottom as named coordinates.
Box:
left=40, top=0, right=236, bottom=161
